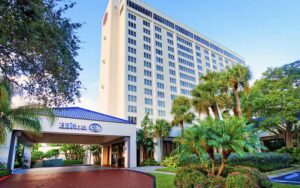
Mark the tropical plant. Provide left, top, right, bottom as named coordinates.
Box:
left=0, top=0, right=82, bottom=106
left=136, top=129, right=154, bottom=160
left=177, top=117, right=261, bottom=177
left=60, top=144, right=85, bottom=161
left=225, top=64, right=252, bottom=118
left=0, top=80, right=54, bottom=143
left=43, top=149, right=60, bottom=159
left=171, top=96, right=195, bottom=133
left=191, top=71, right=230, bottom=119
left=88, top=145, right=102, bottom=163
left=251, top=61, right=300, bottom=147
left=150, top=119, right=171, bottom=160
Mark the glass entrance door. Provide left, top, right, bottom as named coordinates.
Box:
left=111, top=142, right=125, bottom=167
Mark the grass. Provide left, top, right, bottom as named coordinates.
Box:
left=272, top=183, right=300, bottom=188
left=156, top=167, right=177, bottom=173
left=150, top=172, right=175, bottom=188
left=264, top=164, right=300, bottom=176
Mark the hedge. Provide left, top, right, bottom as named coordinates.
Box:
left=63, top=160, right=83, bottom=166
left=215, top=152, right=292, bottom=172
left=0, top=169, right=11, bottom=178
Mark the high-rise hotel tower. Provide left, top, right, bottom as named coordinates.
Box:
left=99, top=0, right=245, bottom=125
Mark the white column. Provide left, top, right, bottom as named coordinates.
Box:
left=128, top=135, right=136, bottom=168
left=154, top=137, right=162, bottom=162
left=10, top=134, right=18, bottom=170
left=23, top=145, right=32, bottom=168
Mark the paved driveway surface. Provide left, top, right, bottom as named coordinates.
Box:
left=0, top=169, right=155, bottom=188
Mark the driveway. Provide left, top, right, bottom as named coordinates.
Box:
left=0, top=169, right=155, bottom=188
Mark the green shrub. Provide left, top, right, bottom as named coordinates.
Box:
left=43, top=149, right=59, bottom=159
left=214, top=152, right=292, bottom=172
left=161, top=155, right=179, bottom=167
left=277, top=147, right=300, bottom=162
left=225, top=172, right=255, bottom=188
left=63, top=160, right=83, bottom=166
left=0, top=169, right=11, bottom=178
left=141, top=159, right=160, bottom=166
left=0, top=162, right=6, bottom=170
left=175, top=167, right=206, bottom=188
left=207, top=176, right=225, bottom=188
left=222, top=166, right=271, bottom=188
left=31, top=150, right=44, bottom=161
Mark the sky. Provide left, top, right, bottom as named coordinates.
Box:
left=63, top=0, right=300, bottom=111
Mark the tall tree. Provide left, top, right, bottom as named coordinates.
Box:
left=251, top=61, right=300, bottom=147
left=191, top=71, right=230, bottom=119
left=0, top=80, right=54, bottom=143
left=226, top=65, right=251, bottom=118
left=150, top=119, right=171, bottom=159
left=171, top=96, right=195, bottom=133
left=0, top=0, right=82, bottom=106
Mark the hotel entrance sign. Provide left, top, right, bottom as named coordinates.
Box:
left=58, top=122, right=102, bottom=133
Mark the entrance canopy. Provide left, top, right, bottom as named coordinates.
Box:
left=2, top=107, right=137, bottom=169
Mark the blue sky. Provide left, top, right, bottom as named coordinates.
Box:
left=64, top=0, right=300, bottom=110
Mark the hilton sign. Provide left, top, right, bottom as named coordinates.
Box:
left=59, top=122, right=102, bottom=133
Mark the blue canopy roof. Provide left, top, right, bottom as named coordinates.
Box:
left=51, top=107, right=135, bottom=124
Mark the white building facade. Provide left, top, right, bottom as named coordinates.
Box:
left=99, top=0, right=245, bottom=125
left=99, top=0, right=246, bottom=162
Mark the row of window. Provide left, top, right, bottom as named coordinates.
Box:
left=178, top=50, right=194, bottom=61
left=178, top=57, right=194, bottom=68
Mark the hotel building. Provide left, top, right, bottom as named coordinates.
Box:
left=99, top=0, right=246, bottom=127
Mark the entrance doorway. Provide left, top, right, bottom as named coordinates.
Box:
left=111, top=142, right=125, bottom=167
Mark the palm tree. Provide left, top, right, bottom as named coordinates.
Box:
left=0, top=80, right=54, bottom=143
left=191, top=71, right=230, bottom=119
left=171, top=96, right=195, bottom=133
left=177, top=117, right=261, bottom=177
left=150, top=119, right=171, bottom=160
left=136, top=129, right=154, bottom=160
left=226, top=65, right=251, bottom=117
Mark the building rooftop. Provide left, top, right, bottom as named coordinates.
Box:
left=51, top=107, right=135, bottom=124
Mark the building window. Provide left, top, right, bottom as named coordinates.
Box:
left=206, top=62, right=211, bottom=67
left=157, top=91, right=165, bottom=98
left=144, top=79, right=152, bottom=86
left=158, top=110, right=165, bottom=117
left=156, top=74, right=164, bottom=80
left=128, top=56, right=136, bottom=63
left=143, top=28, right=150, bottom=35
left=144, top=61, right=151, bottom=68
left=128, top=47, right=136, bottom=54
left=155, top=26, right=161, bottom=32
left=128, top=38, right=136, bottom=45
left=168, top=54, right=175, bottom=60
left=144, top=88, right=152, bottom=95
left=167, top=39, right=174, bottom=45
left=128, top=116, right=137, bottom=123
left=170, top=86, right=177, bottom=92
left=128, top=29, right=136, bottom=37
left=169, top=61, right=175, bottom=68
left=144, top=70, right=152, bottom=77
left=156, top=49, right=163, bottom=56
left=128, top=84, right=137, bottom=92
left=155, top=33, right=162, bottom=40
left=128, top=105, right=137, bottom=113
left=155, top=41, right=162, bottom=48
left=143, top=20, right=150, bottom=27
left=156, top=57, right=163, bottom=64
left=144, top=52, right=151, bottom=59
left=145, top=108, right=153, bottom=115
left=156, top=65, right=163, bottom=72
left=128, top=21, right=136, bottom=29
left=169, top=69, right=176, bottom=75
left=158, top=101, right=165, bottom=107
left=145, top=98, right=153, bottom=105
left=128, top=95, right=137, bottom=102
left=128, top=12, right=136, bottom=21
left=170, top=77, right=176, bottom=84
left=171, top=94, right=176, bottom=100
left=167, top=32, right=173, bottom=38
left=128, top=74, right=136, bottom=82
left=143, top=36, right=151, bottom=43
left=168, top=46, right=174, bottom=53
left=144, top=44, right=151, bottom=51
left=157, top=82, right=164, bottom=89
left=128, top=65, right=136, bottom=73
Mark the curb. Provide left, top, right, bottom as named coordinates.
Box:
left=0, top=175, right=12, bottom=182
